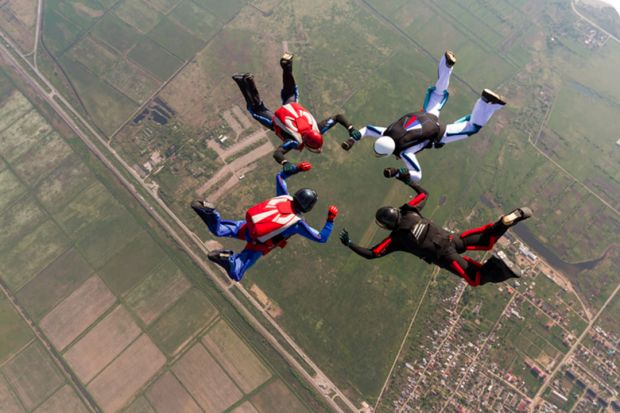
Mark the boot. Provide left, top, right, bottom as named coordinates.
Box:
left=444, top=50, right=456, bottom=67
left=280, top=52, right=294, bottom=71
left=481, top=89, right=507, bottom=106
left=502, top=207, right=532, bottom=227
left=191, top=200, right=215, bottom=214
left=208, top=249, right=233, bottom=271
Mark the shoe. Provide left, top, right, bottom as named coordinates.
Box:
left=280, top=52, right=294, bottom=69
left=444, top=50, right=456, bottom=67
left=208, top=249, right=233, bottom=270
left=502, top=207, right=532, bottom=227
left=481, top=89, right=506, bottom=106
left=191, top=200, right=215, bottom=213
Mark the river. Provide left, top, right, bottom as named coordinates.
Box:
left=479, top=195, right=607, bottom=277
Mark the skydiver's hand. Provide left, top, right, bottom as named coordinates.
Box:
left=348, top=128, right=362, bottom=141
left=396, top=167, right=411, bottom=181
left=339, top=228, right=351, bottom=246
left=297, top=161, right=312, bottom=172
left=383, top=167, right=399, bottom=178
left=327, top=205, right=338, bottom=221
left=341, top=138, right=355, bottom=151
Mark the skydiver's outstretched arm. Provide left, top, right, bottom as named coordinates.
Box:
left=341, top=124, right=385, bottom=151
left=383, top=168, right=429, bottom=210
left=340, top=229, right=396, bottom=259
left=273, top=140, right=300, bottom=165
left=275, top=162, right=313, bottom=195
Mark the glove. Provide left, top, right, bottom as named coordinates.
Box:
left=341, top=138, right=355, bottom=151
left=433, top=141, right=445, bottom=149
left=327, top=205, right=338, bottom=221
left=282, top=161, right=312, bottom=176
left=297, top=161, right=312, bottom=172
left=396, top=167, right=410, bottom=181
left=383, top=167, right=399, bottom=178
left=348, top=128, right=362, bottom=141
left=339, top=228, right=351, bottom=246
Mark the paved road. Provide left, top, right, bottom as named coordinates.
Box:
left=0, top=34, right=359, bottom=413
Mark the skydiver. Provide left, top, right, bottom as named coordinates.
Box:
left=341, top=50, right=506, bottom=182
left=339, top=169, right=532, bottom=287
left=191, top=162, right=337, bottom=282
left=232, top=53, right=361, bottom=174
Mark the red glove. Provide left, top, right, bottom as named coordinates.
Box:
left=327, top=205, right=338, bottom=221
left=297, top=161, right=312, bottom=172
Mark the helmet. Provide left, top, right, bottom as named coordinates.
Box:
left=293, top=188, right=318, bottom=213
left=374, top=136, right=395, bottom=157
left=301, top=129, right=323, bottom=153
left=375, top=206, right=400, bottom=230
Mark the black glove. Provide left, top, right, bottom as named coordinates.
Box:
left=339, top=229, right=351, bottom=246
left=383, top=167, right=399, bottom=178
left=348, top=128, right=362, bottom=141
left=341, top=138, right=355, bottom=151
left=396, top=168, right=411, bottom=181
left=433, top=141, right=445, bottom=149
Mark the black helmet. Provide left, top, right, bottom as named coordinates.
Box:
left=293, top=188, right=318, bottom=213
left=375, top=206, right=400, bottom=230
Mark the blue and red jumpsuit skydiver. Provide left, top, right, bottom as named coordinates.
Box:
left=340, top=176, right=522, bottom=286
left=233, top=54, right=359, bottom=166
left=192, top=169, right=335, bottom=281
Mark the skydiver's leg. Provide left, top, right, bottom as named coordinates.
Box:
left=438, top=247, right=483, bottom=287
left=423, top=50, right=456, bottom=117
left=280, top=53, right=298, bottom=104
left=226, top=248, right=263, bottom=281
left=438, top=89, right=505, bottom=145
left=191, top=203, right=245, bottom=238
left=400, top=147, right=423, bottom=182
left=478, top=256, right=519, bottom=285
left=457, top=207, right=531, bottom=251
left=233, top=74, right=275, bottom=130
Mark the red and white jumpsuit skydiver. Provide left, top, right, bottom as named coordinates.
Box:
left=232, top=53, right=361, bottom=173
left=342, top=50, right=506, bottom=182
left=339, top=170, right=532, bottom=286
left=191, top=163, right=337, bottom=282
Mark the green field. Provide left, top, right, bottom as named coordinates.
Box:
left=92, top=13, right=141, bottom=53
left=128, top=37, right=184, bottom=81
left=0, top=296, right=34, bottom=364
left=148, top=17, right=205, bottom=61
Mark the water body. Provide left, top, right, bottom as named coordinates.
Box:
left=479, top=195, right=607, bottom=277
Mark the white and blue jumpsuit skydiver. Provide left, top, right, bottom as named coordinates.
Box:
left=347, top=51, right=506, bottom=182
left=191, top=170, right=334, bottom=282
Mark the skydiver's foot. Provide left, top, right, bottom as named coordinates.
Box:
left=191, top=199, right=215, bottom=214
left=481, top=89, right=506, bottom=106
left=501, top=207, right=532, bottom=227
left=280, top=52, right=294, bottom=70
left=232, top=73, right=252, bottom=85
left=208, top=249, right=233, bottom=271
left=444, top=50, right=456, bottom=67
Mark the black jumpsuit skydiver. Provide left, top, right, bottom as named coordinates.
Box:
left=345, top=179, right=518, bottom=286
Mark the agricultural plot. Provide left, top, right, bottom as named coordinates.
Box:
left=169, top=0, right=219, bottom=41
left=33, top=385, right=89, bottom=413
left=0, top=0, right=37, bottom=52
left=250, top=380, right=309, bottom=413
left=172, top=342, right=243, bottom=413
left=115, top=0, right=162, bottom=34
left=145, top=372, right=202, bottom=413
left=41, top=10, right=82, bottom=54
left=148, top=18, right=205, bottom=61
left=87, top=334, right=165, bottom=413
left=92, top=13, right=141, bottom=53
left=124, top=257, right=191, bottom=325
left=64, top=305, right=141, bottom=383
left=12, top=132, right=73, bottom=187
left=0, top=296, right=33, bottom=364
left=16, top=249, right=93, bottom=321
left=96, top=229, right=166, bottom=295
left=45, top=0, right=105, bottom=30
left=39, top=275, right=116, bottom=350
left=0, top=375, right=23, bottom=413
left=147, top=288, right=217, bottom=356
left=0, top=197, right=46, bottom=253
left=202, top=320, right=271, bottom=394
left=128, top=37, right=184, bottom=81
left=3, top=343, right=64, bottom=411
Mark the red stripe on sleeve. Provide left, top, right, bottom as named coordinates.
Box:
left=372, top=237, right=393, bottom=255
left=407, top=193, right=427, bottom=207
